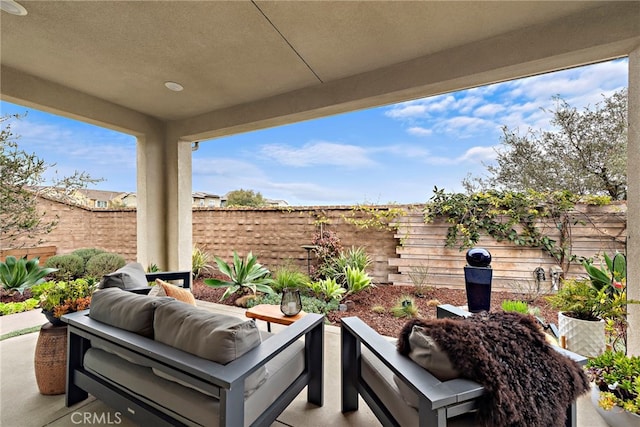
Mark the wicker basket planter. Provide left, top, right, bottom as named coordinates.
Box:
left=34, top=323, right=67, bottom=395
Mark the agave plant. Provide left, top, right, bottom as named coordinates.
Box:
left=0, top=256, right=58, bottom=294
left=344, top=266, right=374, bottom=297
left=204, top=251, right=275, bottom=301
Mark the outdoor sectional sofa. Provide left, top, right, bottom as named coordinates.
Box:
left=61, top=286, right=324, bottom=427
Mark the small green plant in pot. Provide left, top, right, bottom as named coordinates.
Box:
left=546, top=279, right=629, bottom=321
left=39, top=278, right=97, bottom=326
left=204, top=251, right=275, bottom=301
left=586, top=350, right=640, bottom=416
left=547, top=278, right=636, bottom=357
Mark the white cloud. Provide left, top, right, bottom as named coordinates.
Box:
left=474, top=103, right=505, bottom=117
left=384, top=103, right=428, bottom=119
left=436, top=116, right=497, bottom=136
left=457, top=146, right=497, bottom=163
left=407, top=126, right=432, bottom=136
left=424, top=145, right=497, bottom=166
left=259, top=141, right=376, bottom=168
left=372, top=144, right=431, bottom=158
left=384, top=93, right=455, bottom=119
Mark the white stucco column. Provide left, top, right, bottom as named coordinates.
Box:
left=165, top=136, right=193, bottom=275
left=136, top=128, right=192, bottom=276
left=136, top=130, right=165, bottom=269
left=627, top=47, right=640, bottom=356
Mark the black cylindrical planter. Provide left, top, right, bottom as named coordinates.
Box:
left=464, top=248, right=493, bottom=313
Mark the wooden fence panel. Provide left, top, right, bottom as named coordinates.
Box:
left=0, top=246, right=57, bottom=264
left=391, top=204, right=626, bottom=292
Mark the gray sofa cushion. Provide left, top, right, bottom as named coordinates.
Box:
left=154, top=301, right=262, bottom=364
left=154, top=301, right=267, bottom=394
left=89, top=287, right=168, bottom=338
left=99, top=262, right=148, bottom=290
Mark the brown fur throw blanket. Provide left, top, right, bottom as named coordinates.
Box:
left=397, top=312, right=590, bottom=427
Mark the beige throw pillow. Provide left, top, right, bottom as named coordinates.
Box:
left=150, top=278, right=196, bottom=305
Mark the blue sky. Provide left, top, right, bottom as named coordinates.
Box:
left=1, top=58, right=628, bottom=206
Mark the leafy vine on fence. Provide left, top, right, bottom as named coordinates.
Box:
left=423, top=188, right=583, bottom=274
left=343, top=204, right=408, bottom=231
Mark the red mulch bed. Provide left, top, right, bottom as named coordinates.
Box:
left=191, top=279, right=559, bottom=338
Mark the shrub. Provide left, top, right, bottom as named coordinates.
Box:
left=0, top=298, right=39, bottom=316
left=192, top=246, right=213, bottom=279
left=248, top=292, right=339, bottom=315
left=371, top=305, right=386, bottom=314
left=344, top=266, right=374, bottom=297
left=324, top=246, right=372, bottom=286
left=310, top=230, right=343, bottom=281
left=408, top=265, right=431, bottom=296
left=71, top=248, right=106, bottom=271
left=391, top=295, right=419, bottom=318
left=272, top=264, right=310, bottom=293
left=308, top=277, right=346, bottom=302
left=501, top=300, right=529, bottom=314
left=85, top=253, right=126, bottom=278
left=45, top=254, right=84, bottom=281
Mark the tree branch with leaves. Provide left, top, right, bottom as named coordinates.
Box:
left=1, top=114, right=102, bottom=249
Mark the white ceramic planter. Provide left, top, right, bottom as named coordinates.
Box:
left=558, top=312, right=605, bottom=357
left=591, top=386, right=640, bottom=427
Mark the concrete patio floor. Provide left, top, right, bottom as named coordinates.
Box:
left=1, top=301, right=608, bottom=427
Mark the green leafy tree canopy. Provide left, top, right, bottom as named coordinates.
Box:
left=225, top=189, right=266, bottom=207
left=465, top=89, right=627, bottom=200
left=1, top=113, right=101, bottom=248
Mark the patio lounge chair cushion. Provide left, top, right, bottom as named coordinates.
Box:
left=99, top=262, right=148, bottom=290
left=392, top=323, right=462, bottom=409
left=89, top=287, right=169, bottom=338
left=149, top=278, right=196, bottom=305
left=404, top=324, right=460, bottom=381
left=396, top=312, right=590, bottom=427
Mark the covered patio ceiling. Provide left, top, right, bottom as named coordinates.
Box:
left=2, top=1, right=640, bottom=354
left=1, top=1, right=638, bottom=141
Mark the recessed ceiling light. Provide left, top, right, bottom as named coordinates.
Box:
left=0, top=0, right=27, bottom=16
left=164, top=81, right=184, bottom=92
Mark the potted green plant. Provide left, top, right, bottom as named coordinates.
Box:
left=586, top=350, right=640, bottom=426
left=546, top=278, right=631, bottom=357
left=39, top=278, right=96, bottom=326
